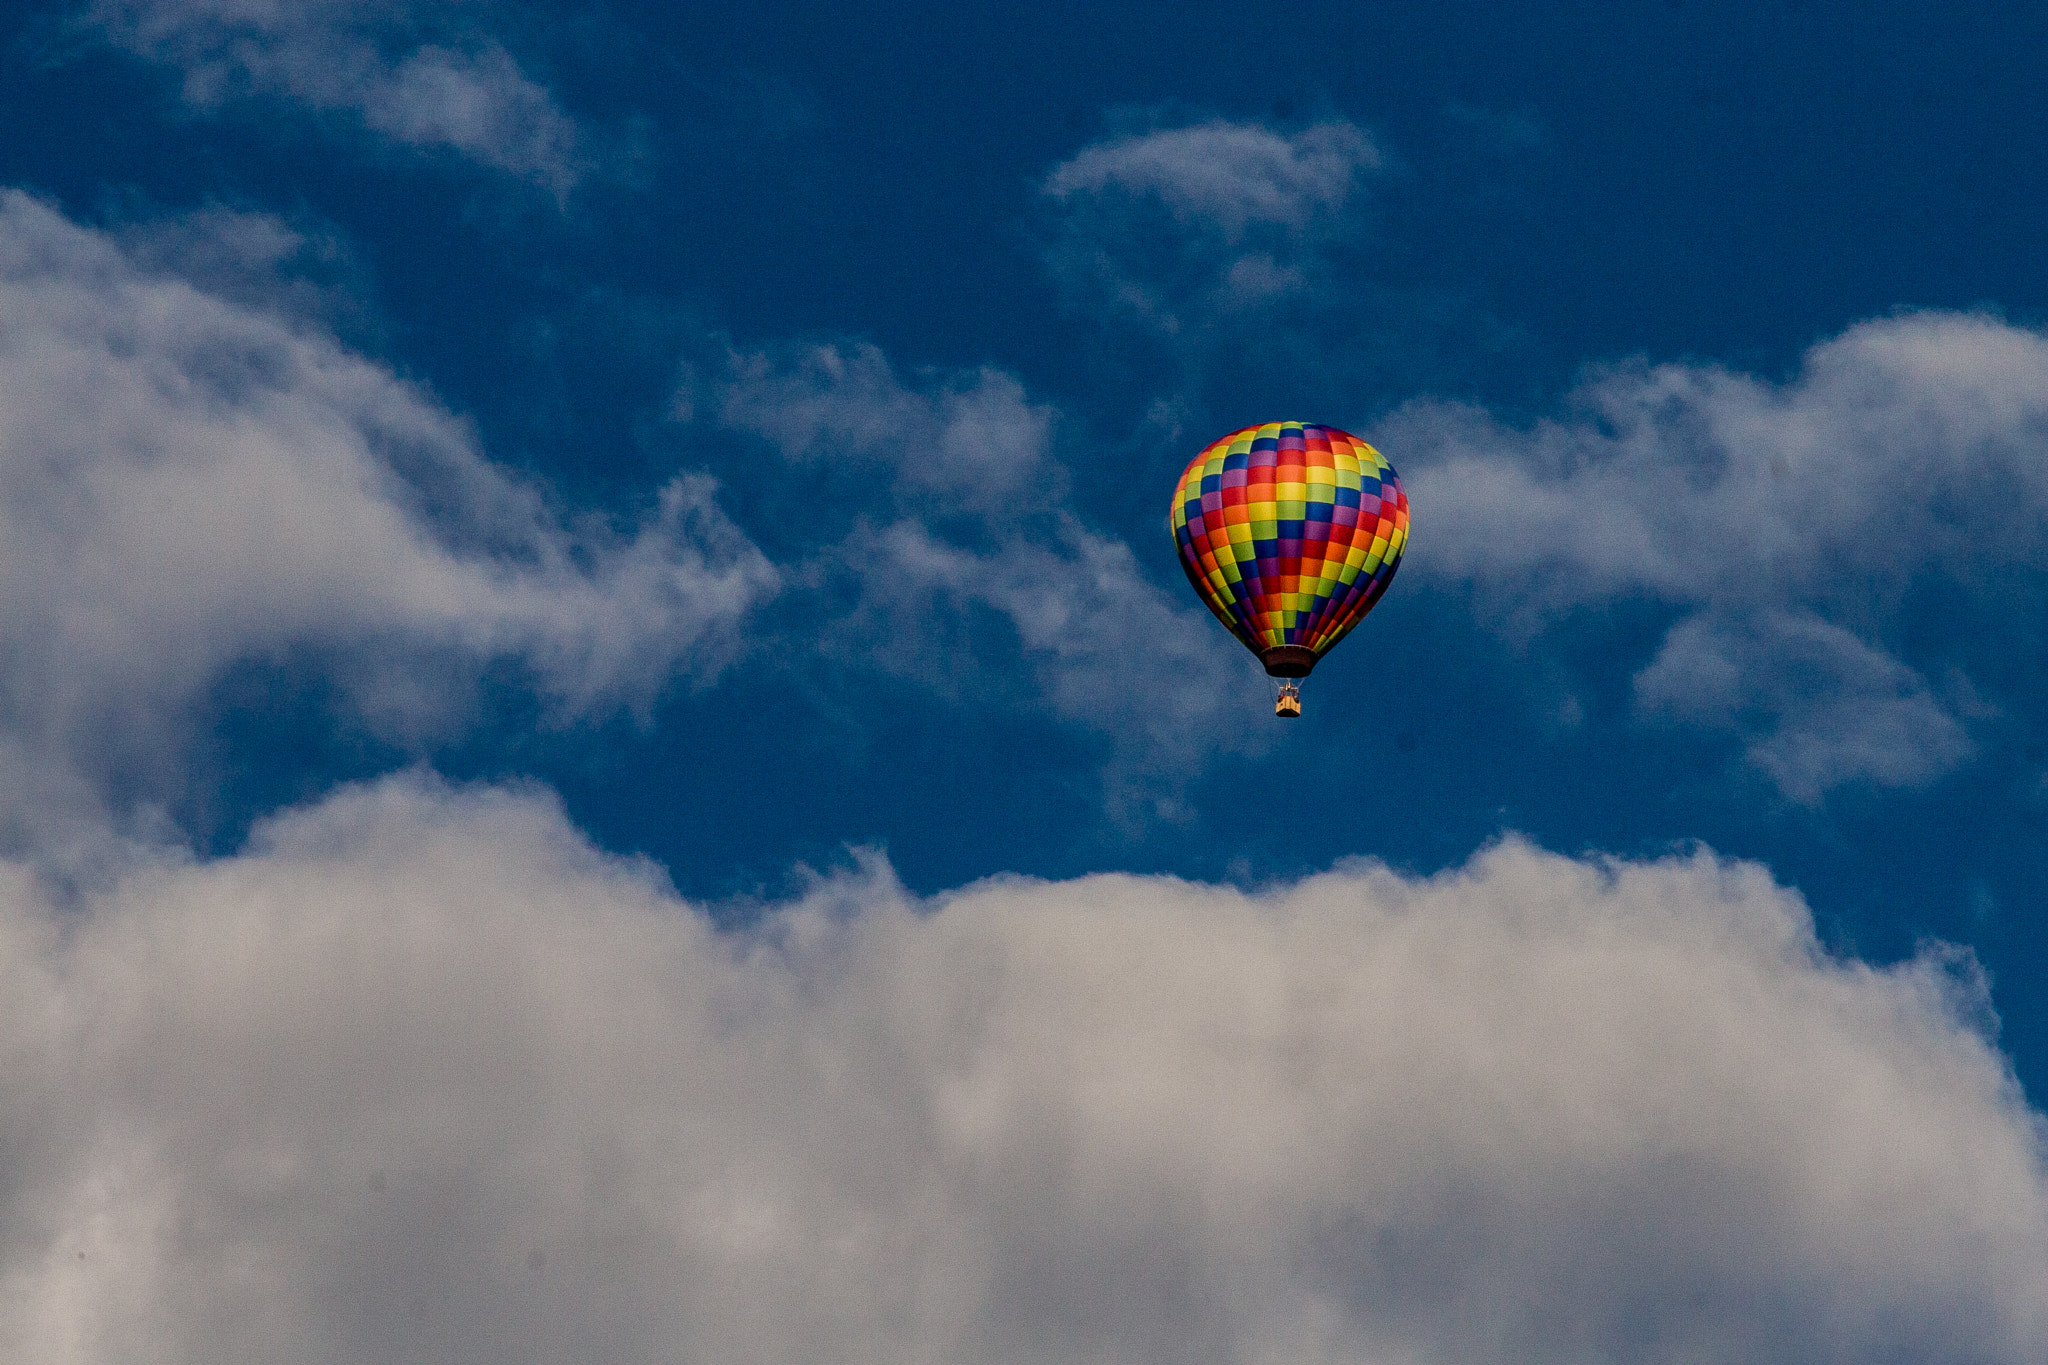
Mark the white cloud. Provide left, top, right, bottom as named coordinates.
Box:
left=82, top=0, right=591, bottom=196
left=1041, top=120, right=1381, bottom=333
left=0, top=191, right=775, bottom=859
left=720, top=342, right=1063, bottom=516
left=1634, top=613, right=1975, bottom=802
left=715, top=343, right=1270, bottom=815
left=0, top=772, right=2041, bottom=1363
left=1044, top=120, right=1379, bottom=239
left=1393, top=311, right=2048, bottom=799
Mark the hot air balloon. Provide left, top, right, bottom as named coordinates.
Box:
left=1169, top=422, right=1408, bottom=717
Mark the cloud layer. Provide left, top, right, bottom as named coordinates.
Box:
left=1, top=773, right=2040, bottom=1364
left=0, top=192, right=773, bottom=857
left=1399, top=311, right=2048, bottom=799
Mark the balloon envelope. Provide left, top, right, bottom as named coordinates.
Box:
left=1169, top=422, right=1407, bottom=676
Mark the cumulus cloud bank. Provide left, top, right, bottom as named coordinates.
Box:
left=715, top=341, right=1271, bottom=814
left=82, top=0, right=592, bottom=196
left=0, top=192, right=774, bottom=856
left=1397, top=311, right=2048, bottom=799
left=1, top=772, right=2041, bottom=1364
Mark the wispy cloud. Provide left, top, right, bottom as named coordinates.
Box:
left=713, top=341, right=1271, bottom=817
left=2, top=772, right=2040, bottom=1363
left=1044, top=120, right=1378, bottom=238
left=1634, top=612, right=1975, bottom=802
left=720, top=342, right=1064, bottom=518
left=1396, top=311, right=2048, bottom=799
left=0, top=192, right=774, bottom=861
left=1040, top=119, right=1382, bottom=334
left=81, top=0, right=595, bottom=197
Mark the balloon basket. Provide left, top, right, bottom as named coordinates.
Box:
left=1274, top=682, right=1302, bottom=718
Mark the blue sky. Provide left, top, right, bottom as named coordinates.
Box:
left=4, top=2, right=2048, bottom=1359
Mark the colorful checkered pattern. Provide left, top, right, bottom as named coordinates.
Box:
left=1169, top=421, right=1408, bottom=661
